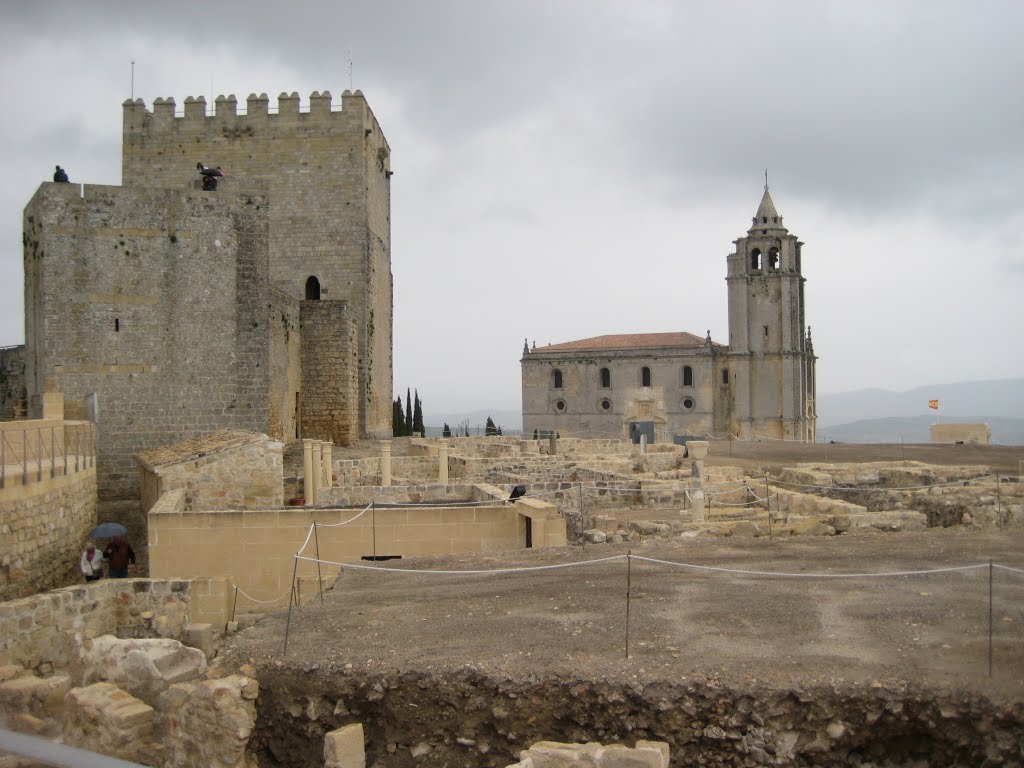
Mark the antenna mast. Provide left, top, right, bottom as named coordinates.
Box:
left=130, top=61, right=135, bottom=100
left=348, top=49, right=354, bottom=90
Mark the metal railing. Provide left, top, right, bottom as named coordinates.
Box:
left=0, top=422, right=96, bottom=489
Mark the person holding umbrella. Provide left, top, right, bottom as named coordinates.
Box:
left=103, top=535, right=136, bottom=578
left=91, top=523, right=135, bottom=578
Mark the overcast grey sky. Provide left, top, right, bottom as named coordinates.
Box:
left=1, top=1, right=1021, bottom=417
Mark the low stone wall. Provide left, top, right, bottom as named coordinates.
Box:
left=0, top=462, right=97, bottom=601
left=139, top=431, right=284, bottom=513
left=149, top=492, right=567, bottom=608
left=0, top=576, right=231, bottom=680
left=775, top=487, right=867, bottom=517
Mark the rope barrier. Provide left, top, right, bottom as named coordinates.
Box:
left=288, top=551, right=1000, bottom=581
left=993, top=564, right=1024, bottom=576
left=630, top=555, right=989, bottom=579
left=294, top=553, right=628, bottom=575
left=234, top=585, right=294, bottom=605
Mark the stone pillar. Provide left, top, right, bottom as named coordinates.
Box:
left=311, top=441, right=322, bottom=506
left=688, top=440, right=709, bottom=521
left=639, top=434, right=647, bottom=454
left=324, top=722, right=365, bottom=768
left=438, top=446, right=449, bottom=485
left=303, top=440, right=314, bottom=505
left=380, top=444, right=391, bottom=487
left=321, top=442, right=333, bottom=489
left=548, top=433, right=557, bottom=455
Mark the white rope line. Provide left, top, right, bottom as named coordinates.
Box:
left=631, top=555, right=989, bottom=579
left=234, top=584, right=293, bottom=605
left=308, top=503, right=374, bottom=529
left=994, top=564, right=1024, bottom=576
left=294, top=553, right=627, bottom=575
left=771, top=473, right=995, bottom=492
left=295, top=504, right=374, bottom=557
left=289, top=552, right=999, bottom=581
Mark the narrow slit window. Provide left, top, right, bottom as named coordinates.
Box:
left=553, top=369, right=563, bottom=389
left=114, top=318, right=120, bottom=332
left=683, top=365, right=693, bottom=387
left=641, top=367, right=652, bottom=387
left=600, top=367, right=611, bottom=388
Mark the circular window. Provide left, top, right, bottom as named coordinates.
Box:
left=600, top=398, right=612, bottom=411
left=555, top=399, right=566, bottom=412
left=682, top=397, right=695, bottom=411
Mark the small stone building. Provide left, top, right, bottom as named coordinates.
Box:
left=930, top=423, right=990, bottom=445
left=522, top=188, right=817, bottom=442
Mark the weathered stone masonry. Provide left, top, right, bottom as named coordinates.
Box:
left=22, top=183, right=272, bottom=527
left=121, top=90, right=393, bottom=441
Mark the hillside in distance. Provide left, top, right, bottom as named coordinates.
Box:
left=818, top=378, right=1024, bottom=445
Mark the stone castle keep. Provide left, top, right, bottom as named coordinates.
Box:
left=3, top=90, right=393, bottom=519
left=522, top=188, right=817, bottom=442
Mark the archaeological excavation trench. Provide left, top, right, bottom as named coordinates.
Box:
left=220, top=529, right=1024, bottom=767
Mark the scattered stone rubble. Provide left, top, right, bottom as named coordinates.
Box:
left=506, top=740, right=669, bottom=768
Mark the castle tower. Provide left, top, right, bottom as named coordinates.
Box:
left=724, top=187, right=816, bottom=441
left=121, top=90, right=392, bottom=440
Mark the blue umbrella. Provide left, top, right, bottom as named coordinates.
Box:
left=90, top=522, right=127, bottom=539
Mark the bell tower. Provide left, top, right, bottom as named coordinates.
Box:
left=724, top=185, right=816, bottom=441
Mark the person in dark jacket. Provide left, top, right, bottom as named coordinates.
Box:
left=53, top=165, right=69, bottom=182
left=104, top=535, right=136, bottom=578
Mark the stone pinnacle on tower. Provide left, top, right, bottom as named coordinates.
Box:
left=749, top=185, right=787, bottom=234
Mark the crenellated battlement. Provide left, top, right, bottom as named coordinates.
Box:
left=123, top=89, right=387, bottom=145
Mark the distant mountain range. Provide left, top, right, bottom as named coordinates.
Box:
left=425, top=379, right=1024, bottom=444
left=817, top=378, right=1024, bottom=444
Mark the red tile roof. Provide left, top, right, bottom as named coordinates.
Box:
left=535, top=332, right=716, bottom=352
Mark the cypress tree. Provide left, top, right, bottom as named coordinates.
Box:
left=413, top=390, right=424, bottom=437
left=393, top=397, right=405, bottom=437
left=485, top=417, right=497, bottom=436
left=405, top=388, right=413, bottom=436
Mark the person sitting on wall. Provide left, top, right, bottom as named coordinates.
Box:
left=80, top=542, right=103, bottom=582
left=104, top=535, right=136, bottom=578
left=53, top=165, right=69, bottom=183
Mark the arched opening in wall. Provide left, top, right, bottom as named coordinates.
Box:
left=641, top=367, right=652, bottom=387
left=600, top=367, right=611, bottom=388
left=768, top=247, right=780, bottom=271
left=305, top=276, right=321, bottom=300
left=552, top=369, right=563, bottom=389
left=683, top=365, right=693, bottom=387
left=750, top=249, right=762, bottom=271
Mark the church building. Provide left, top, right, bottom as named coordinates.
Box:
left=521, top=187, right=817, bottom=443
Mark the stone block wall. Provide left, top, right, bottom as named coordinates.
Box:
left=122, top=90, right=393, bottom=440
left=149, top=490, right=565, bottom=607
left=300, top=300, right=359, bottom=445
left=0, top=345, right=26, bottom=420
left=23, top=183, right=272, bottom=528
left=0, top=576, right=231, bottom=679
left=0, top=430, right=97, bottom=600
left=139, top=431, right=284, bottom=513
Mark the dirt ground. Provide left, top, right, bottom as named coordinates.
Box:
left=224, top=527, right=1024, bottom=697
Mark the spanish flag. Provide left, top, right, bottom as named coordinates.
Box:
left=928, top=399, right=939, bottom=410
